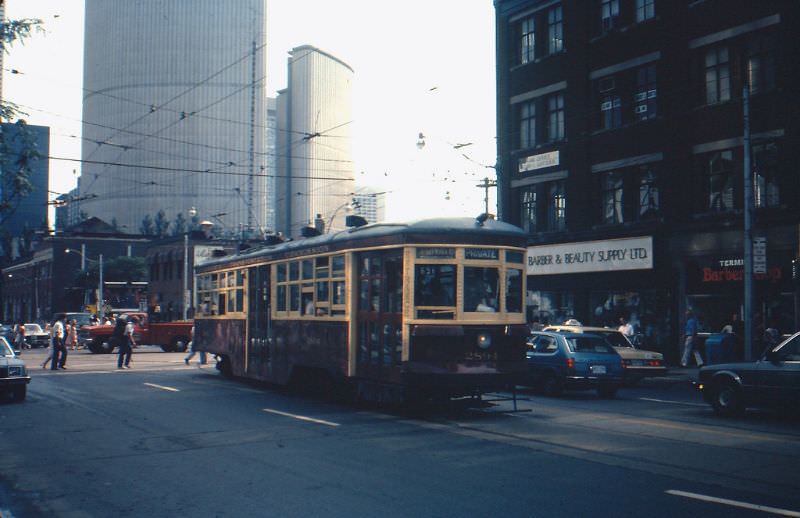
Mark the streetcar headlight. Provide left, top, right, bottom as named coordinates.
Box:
left=477, top=333, right=492, bottom=349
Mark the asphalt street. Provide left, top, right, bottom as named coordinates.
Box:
left=1, top=348, right=799, bottom=517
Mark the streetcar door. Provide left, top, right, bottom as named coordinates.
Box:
left=247, top=265, right=271, bottom=378
left=356, top=250, right=403, bottom=382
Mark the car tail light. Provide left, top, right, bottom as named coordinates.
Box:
left=566, top=358, right=575, bottom=370
left=621, top=359, right=626, bottom=369
left=649, top=360, right=662, bottom=367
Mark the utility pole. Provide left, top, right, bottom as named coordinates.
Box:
left=246, top=39, right=257, bottom=235
left=743, top=86, right=753, bottom=360
left=475, top=177, right=497, bottom=215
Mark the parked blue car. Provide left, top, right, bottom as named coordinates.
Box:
left=524, top=331, right=624, bottom=398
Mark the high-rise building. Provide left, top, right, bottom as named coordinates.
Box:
left=495, top=0, right=800, bottom=362
left=353, top=188, right=386, bottom=226
left=1, top=122, right=50, bottom=247
left=265, top=97, right=277, bottom=233
left=275, top=46, right=354, bottom=238
left=79, top=0, right=267, bottom=236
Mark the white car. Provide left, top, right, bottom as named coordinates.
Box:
left=0, top=336, right=30, bottom=402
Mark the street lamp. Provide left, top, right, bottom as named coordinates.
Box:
left=66, top=249, right=104, bottom=321
left=183, top=207, right=198, bottom=320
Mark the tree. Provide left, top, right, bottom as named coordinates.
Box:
left=154, top=210, right=170, bottom=238
left=172, top=212, right=187, bottom=236
left=0, top=17, right=44, bottom=225
left=140, top=214, right=154, bottom=236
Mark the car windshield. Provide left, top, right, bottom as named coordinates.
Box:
left=566, top=336, right=616, bottom=354
left=0, top=337, right=14, bottom=357
left=69, top=314, right=94, bottom=326
left=24, top=324, right=43, bottom=334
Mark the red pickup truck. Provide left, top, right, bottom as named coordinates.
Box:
left=80, top=312, right=193, bottom=354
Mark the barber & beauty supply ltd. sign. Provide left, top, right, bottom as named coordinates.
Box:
left=527, top=236, right=653, bottom=276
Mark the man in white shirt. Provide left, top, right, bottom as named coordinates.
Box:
left=618, top=317, right=635, bottom=340
left=117, top=316, right=137, bottom=369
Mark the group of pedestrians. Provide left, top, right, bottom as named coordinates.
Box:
left=41, top=317, right=78, bottom=370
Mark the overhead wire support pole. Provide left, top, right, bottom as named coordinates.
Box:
left=743, top=86, right=753, bottom=360
left=247, top=39, right=257, bottom=234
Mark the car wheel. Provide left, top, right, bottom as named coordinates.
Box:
left=13, top=385, right=26, bottom=402
left=711, top=379, right=745, bottom=417
left=597, top=385, right=618, bottom=398
left=540, top=373, right=563, bottom=397
left=90, top=337, right=115, bottom=354
left=170, top=336, right=189, bottom=353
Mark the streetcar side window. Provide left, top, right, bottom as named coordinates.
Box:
left=273, top=255, right=346, bottom=318
left=506, top=268, right=523, bottom=313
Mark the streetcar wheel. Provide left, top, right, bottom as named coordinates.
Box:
left=540, top=373, right=563, bottom=397
left=216, top=355, right=233, bottom=378
left=711, top=379, right=744, bottom=417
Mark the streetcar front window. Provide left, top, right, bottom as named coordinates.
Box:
left=415, top=265, right=456, bottom=319
left=463, top=267, right=499, bottom=312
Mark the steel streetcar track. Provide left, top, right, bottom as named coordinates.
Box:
left=404, top=413, right=800, bottom=501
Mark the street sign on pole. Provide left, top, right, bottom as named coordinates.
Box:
left=753, top=236, right=767, bottom=274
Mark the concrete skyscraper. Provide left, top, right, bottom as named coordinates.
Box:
left=275, top=46, right=354, bottom=238
left=79, top=0, right=267, bottom=235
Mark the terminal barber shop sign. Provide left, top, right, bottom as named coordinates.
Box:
left=527, top=236, right=653, bottom=276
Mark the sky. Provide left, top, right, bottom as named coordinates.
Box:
left=3, top=0, right=498, bottom=224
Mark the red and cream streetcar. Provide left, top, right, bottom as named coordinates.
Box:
left=193, top=216, right=529, bottom=402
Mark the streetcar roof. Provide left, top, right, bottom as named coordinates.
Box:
left=196, top=217, right=527, bottom=270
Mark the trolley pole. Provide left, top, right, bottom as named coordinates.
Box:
left=743, top=86, right=753, bottom=360
left=475, top=177, right=497, bottom=216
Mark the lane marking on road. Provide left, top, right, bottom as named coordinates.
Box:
left=262, top=408, right=340, bottom=427
left=638, top=397, right=708, bottom=407
left=144, top=382, right=180, bottom=392
left=666, top=490, right=800, bottom=517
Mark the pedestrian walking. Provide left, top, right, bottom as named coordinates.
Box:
left=42, top=320, right=55, bottom=369
left=67, top=320, right=79, bottom=350
left=13, top=320, right=27, bottom=351
left=680, top=309, right=703, bottom=367
left=51, top=316, right=66, bottom=370
left=117, top=316, right=136, bottom=369
left=184, top=326, right=206, bottom=365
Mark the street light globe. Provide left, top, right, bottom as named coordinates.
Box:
left=189, top=206, right=197, bottom=218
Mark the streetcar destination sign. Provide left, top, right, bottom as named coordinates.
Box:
left=527, top=236, right=653, bottom=275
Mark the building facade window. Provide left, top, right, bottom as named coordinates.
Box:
left=602, top=172, right=624, bottom=224
left=637, top=166, right=660, bottom=219
left=702, top=150, right=735, bottom=212
left=635, top=0, right=655, bottom=22
left=520, top=187, right=538, bottom=233
left=547, top=181, right=567, bottom=231
left=600, top=0, right=620, bottom=32
left=547, top=93, right=565, bottom=141
left=519, top=101, right=536, bottom=149
left=547, top=5, right=563, bottom=54
left=519, top=15, right=536, bottom=64
left=705, top=46, right=731, bottom=104
left=746, top=34, right=776, bottom=95
left=753, top=142, right=780, bottom=208
left=599, top=80, right=622, bottom=130
left=635, top=64, right=657, bottom=120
